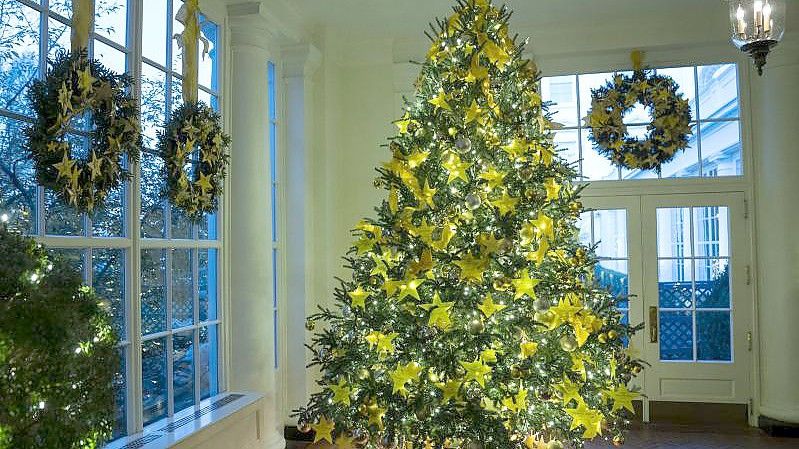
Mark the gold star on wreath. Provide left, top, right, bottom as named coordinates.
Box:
left=53, top=151, right=76, bottom=180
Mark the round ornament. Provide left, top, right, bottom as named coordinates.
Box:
left=305, top=318, right=316, bottom=331
left=612, top=435, right=625, bottom=447
left=455, top=136, right=472, bottom=152
left=559, top=335, right=578, bottom=352
left=548, top=441, right=564, bottom=449
left=608, top=329, right=619, bottom=340
left=353, top=429, right=370, bottom=446
left=298, top=421, right=312, bottom=433
left=467, top=441, right=483, bottom=449
left=586, top=70, right=692, bottom=172
left=532, top=298, right=550, bottom=313
left=465, top=193, right=483, bottom=210
left=380, top=433, right=397, bottom=449
left=25, top=51, right=141, bottom=214
left=158, top=101, right=230, bottom=221
left=519, top=166, right=534, bottom=181
left=468, top=319, right=485, bottom=334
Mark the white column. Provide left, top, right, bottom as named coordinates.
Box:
left=226, top=3, right=284, bottom=448
left=281, top=43, right=321, bottom=425
left=752, top=34, right=799, bottom=426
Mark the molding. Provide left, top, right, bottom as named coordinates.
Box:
left=227, top=3, right=275, bottom=52
left=282, top=43, right=322, bottom=79
left=760, top=405, right=799, bottom=427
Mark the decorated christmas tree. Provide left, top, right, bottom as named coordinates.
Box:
left=296, top=1, right=643, bottom=447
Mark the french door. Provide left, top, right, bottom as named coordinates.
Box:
left=581, top=192, right=753, bottom=418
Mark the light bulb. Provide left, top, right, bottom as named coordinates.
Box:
left=736, top=4, right=745, bottom=20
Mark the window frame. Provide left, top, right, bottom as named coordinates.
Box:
left=0, top=0, right=228, bottom=438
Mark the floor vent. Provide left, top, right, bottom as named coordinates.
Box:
left=157, top=394, right=245, bottom=433
left=120, top=434, right=160, bottom=449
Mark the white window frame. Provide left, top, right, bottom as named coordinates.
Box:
left=0, top=0, right=228, bottom=438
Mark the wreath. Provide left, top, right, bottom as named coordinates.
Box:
left=25, top=51, right=141, bottom=213
left=586, top=70, right=692, bottom=171
left=158, top=102, right=230, bottom=221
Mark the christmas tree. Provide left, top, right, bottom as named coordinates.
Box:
left=297, top=1, right=642, bottom=447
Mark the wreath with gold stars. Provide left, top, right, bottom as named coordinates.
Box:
left=25, top=51, right=141, bottom=213
left=158, top=102, right=230, bottom=221
left=585, top=70, right=693, bottom=172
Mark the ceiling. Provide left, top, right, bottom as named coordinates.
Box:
left=286, top=0, right=736, bottom=40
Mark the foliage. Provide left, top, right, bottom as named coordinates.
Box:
left=586, top=70, right=693, bottom=172
left=294, top=1, right=643, bottom=448
left=157, top=101, right=229, bottom=222
left=24, top=50, right=141, bottom=214
left=0, top=224, right=119, bottom=449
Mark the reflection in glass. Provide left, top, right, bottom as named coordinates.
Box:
left=172, top=249, right=193, bottom=329
left=596, top=259, right=628, bottom=299
left=581, top=135, right=618, bottom=181
left=94, top=39, right=126, bottom=74
left=140, top=150, right=166, bottom=238
left=593, top=209, right=627, bottom=258
left=95, top=0, right=127, bottom=45
left=660, top=311, right=693, bottom=361
left=48, top=248, right=84, bottom=277
left=700, top=120, right=742, bottom=177
left=92, top=184, right=124, bottom=237
left=698, top=64, right=739, bottom=120
left=198, top=17, right=218, bottom=91
left=541, top=75, right=577, bottom=127
left=93, top=248, right=126, bottom=337
left=199, top=325, right=219, bottom=400
left=142, top=338, right=168, bottom=425
left=0, top=117, right=38, bottom=232
left=697, top=311, right=732, bottom=361
left=46, top=189, right=83, bottom=236
left=658, top=258, right=693, bottom=309
left=553, top=129, right=579, bottom=170
left=656, top=207, right=691, bottom=258
left=140, top=63, right=167, bottom=149
left=173, top=331, right=195, bottom=412
left=141, top=249, right=167, bottom=335
left=693, top=206, right=729, bottom=257
left=141, top=0, right=168, bottom=65
left=47, top=17, right=70, bottom=59
left=199, top=249, right=218, bottom=322
left=112, top=347, right=126, bottom=438
left=695, top=259, right=731, bottom=309
left=0, top=4, right=40, bottom=117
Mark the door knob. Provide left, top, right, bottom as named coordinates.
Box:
left=649, top=306, right=658, bottom=343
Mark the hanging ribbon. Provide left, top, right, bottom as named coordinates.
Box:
left=631, top=49, right=644, bottom=72
left=181, top=0, right=200, bottom=104
left=71, top=0, right=94, bottom=53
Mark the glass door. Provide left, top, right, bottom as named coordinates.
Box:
left=641, top=193, right=752, bottom=405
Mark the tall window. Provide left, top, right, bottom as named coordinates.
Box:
left=0, top=0, right=223, bottom=438
left=541, top=64, right=743, bottom=181
left=268, top=60, right=280, bottom=369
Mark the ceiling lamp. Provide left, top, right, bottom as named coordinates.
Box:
left=729, top=0, right=787, bottom=75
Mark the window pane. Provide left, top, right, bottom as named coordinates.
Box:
left=95, top=0, right=127, bottom=45
left=700, top=120, right=742, bottom=177
left=656, top=66, right=697, bottom=119
left=0, top=116, right=37, bottom=233
left=141, top=249, right=167, bottom=335
left=552, top=129, right=579, bottom=171
left=48, top=248, right=84, bottom=276
left=93, top=38, right=126, bottom=74
left=173, top=331, right=195, bottom=412
left=581, top=134, right=618, bottom=181
left=172, top=249, right=193, bottom=329
left=658, top=131, right=701, bottom=179
left=695, top=258, right=731, bottom=309
left=596, top=259, right=628, bottom=300
left=199, top=325, right=218, bottom=400
left=199, top=18, right=218, bottom=91
left=92, top=184, right=124, bottom=237
left=112, top=347, right=127, bottom=438
left=577, top=212, right=591, bottom=246
left=0, top=4, right=40, bottom=117
left=140, top=63, right=167, bottom=149
left=578, top=72, right=622, bottom=120
left=171, top=9, right=184, bottom=75
left=692, top=206, right=729, bottom=257
left=142, top=337, right=168, bottom=425
left=171, top=205, right=192, bottom=239
left=198, top=212, right=217, bottom=240
left=698, top=64, right=739, bottom=120
left=93, top=248, right=126, bottom=337
left=658, top=258, right=693, bottom=309
left=656, top=207, right=692, bottom=258
left=49, top=0, right=73, bottom=19
left=697, top=311, right=732, bottom=361
left=171, top=75, right=183, bottom=112
left=47, top=17, right=70, bottom=58
left=593, top=209, right=626, bottom=258
left=141, top=0, right=168, bottom=65
left=541, top=75, right=577, bottom=127
left=199, top=248, right=217, bottom=322
left=140, top=150, right=166, bottom=238
left=45, top=189, right=84, bottom=236
left=660, top=310, right=693, bottom=361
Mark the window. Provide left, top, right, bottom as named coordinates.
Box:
left=0, top=0, right=223, bottom=438
left=268, top=60, right=280, bottom=369
left=542, top=64, right=743, bottom=181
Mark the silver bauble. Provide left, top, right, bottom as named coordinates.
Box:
left=559, top=335, right=578, bottom=352
left=519, top=166, right=534, bottom=181
left=304, top=319, right=316, bottom=331
left=532, top=298, right=550, bottom=313
left=465, top=193, right=482, bottom=210
left=468, top=319, right=485, bottom=334
left=455, top=136, right=472, bottom=152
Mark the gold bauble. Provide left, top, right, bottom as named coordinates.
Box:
left=612, top=435, right=625, bottom=447
left=608, top=330, right=619, bottom=340
left=575, top=248, right=586, bottom=259
left=569, top=201, right=582, bottom=213
left=493, top=276, right=512, bottom=291
left=559, top=335, right=578, bottom=352
left=374, top=178, right=383, bottom=188
left=448, top=127, right=458, bottom=136
left=519, top=166, right=534, bottom=181
left=358, top=368, right=371, bottom=380
left=534, top=310, right=555, bottom=327
left=632, top=365, right=642, bottom=374
left=305, top=319, right=316, bottom=331
left=298, top=422, right=312, bottom=433
left=510, top=366, right=523, bottom=379
left=548, top=441, right=564, bottom=449
left=598, top=333, right=609, bottom=344
left=468, top=318, right=485, bottom=335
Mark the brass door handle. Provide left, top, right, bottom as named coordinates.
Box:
left=649, top=306, right=658, bottom=343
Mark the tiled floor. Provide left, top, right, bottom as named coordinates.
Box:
left=287, top=424, right=798, bottom=449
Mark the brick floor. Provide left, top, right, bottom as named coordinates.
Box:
left=287, top=424, right=797, bottom=449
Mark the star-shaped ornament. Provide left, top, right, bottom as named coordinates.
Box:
left=348, top=286, right=370, bottom=309
left=512, top=269, right=540, bottom=300
left=390, top=362, right=423, bottom=396
left=460, top=359, right=492, bottom=387
left=477, top=294, right=506, bottom=318
left=455, top=254, right=489, bottom=282
left=329, top=379, right=352, bottom=406
left=566, top=401, right=604, bottom=439
left=420, top=293, right=455, bottom=331
left=311, top=416, right=335, bottom=444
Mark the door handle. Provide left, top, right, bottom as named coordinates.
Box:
left=649, top=306, right=658, bottom=343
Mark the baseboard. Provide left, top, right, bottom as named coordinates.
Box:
left=648, top=401, right=749, bottom=427
left=758, top=415, right=799, bottom=437
left=284, top=425, right=314, bottom=442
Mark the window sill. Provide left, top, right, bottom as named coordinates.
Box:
left=105, top=392, right=263, bottom=449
